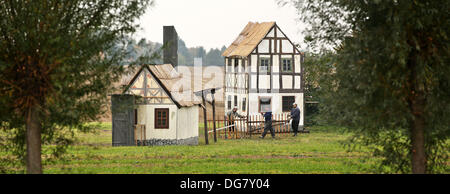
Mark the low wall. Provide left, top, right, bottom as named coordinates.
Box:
left=136, top=136, right=198, bottom=146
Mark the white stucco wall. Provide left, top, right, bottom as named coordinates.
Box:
left=282, top=40, right=293, bottom=53
left=138, top=104, right=178, bottom=140
left=272, top=75, right=280, bottom=89
left=248, top=93, right=304, bottom=126
left=295, top=55, right=301, bottom=73
left=176, top=106, right=199, bottom=139
left=294, top=76, right=301, bottom=89
left=251, top=55, right=258, bottom=70
left=272, top=56, right=279, bottom=73
left=259, top=75, right=270, bottom=89
left=267, top=28, right=275, bottom=37
left=258, top=39, right=270, bottom=53
left=282, top=75, right=293, bottom=89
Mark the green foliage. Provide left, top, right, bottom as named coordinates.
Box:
left=0, top=0, right=152, bottom=173
left=286, top=0, right=450, bottom=173
left=303, top=52, right=336, bottom=126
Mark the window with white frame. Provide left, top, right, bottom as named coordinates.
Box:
left=259, top=58, right=270, bottom=72
left=282, top=58, right=292, bottom=72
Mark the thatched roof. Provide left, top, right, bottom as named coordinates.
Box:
left=121, top=64, right=223, bottom=107
left=222, top=22, right=276, bottom=57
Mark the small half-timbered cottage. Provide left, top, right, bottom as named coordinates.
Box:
left=222, top=22, right=305, bottom=128
left=111, top=26, right=201, bottom=146
left=119, top=64, right=200, bottom=146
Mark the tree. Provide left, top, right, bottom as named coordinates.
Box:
left=0, top=0, right=152, bottom=173
left=285, top=0, right=449, bottom=173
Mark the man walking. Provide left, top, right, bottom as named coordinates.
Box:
left=290, top=103, right=301, bottom=136
left=259, top=111, right=275, bottom=139
left=226, top=107, right=245, bottom=132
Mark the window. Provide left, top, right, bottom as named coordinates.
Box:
left=155, top=108, right=169, bottom=129
left=259, top=97, right=271, bottom=112
left=242, top=98, right=246, bottom=112
left=282, top=96, right=295, bottom=112
left=227, top=96, right=232, bottom=110
left=259, top=58, right=270, bottom=72
left=234, top=95, right=238, bottom=107
left=282, top=58, right=292, bottom=72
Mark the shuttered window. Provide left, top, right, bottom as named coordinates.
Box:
left=155, top=108, right=169, bottom=129
left=282, top=96, right=295, bottom=112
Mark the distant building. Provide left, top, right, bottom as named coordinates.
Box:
left=111, top=26, right=200, bottom=146
left=222, top=22, right=305, bottom=128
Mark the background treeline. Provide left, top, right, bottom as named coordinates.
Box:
left=117, top=36, right=227, bottom=66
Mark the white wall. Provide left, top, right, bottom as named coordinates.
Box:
left=258, top=39, right=269, bottom=53
left=259, top=75, right=270, bottom=89
left=177, top=106, right=199, bottom=139
left=272, top=56, right=279, bottom=73
left=248, top=92, right=304, bottom=126
left=282, top=75, right=293, bottom=89
left=251, top=55, right=258, bottom=71
left=295, top=55, right=301, bottom=73
left=282, top=40, right=293, bottom=53
left=138, top=104, right=178, bottom=140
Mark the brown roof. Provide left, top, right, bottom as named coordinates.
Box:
left=222, top=22, right=276, bottom=57
left=122, top=64, right=225, bottom=107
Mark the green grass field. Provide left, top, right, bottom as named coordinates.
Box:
left=38, top=123, right=380, bottom=174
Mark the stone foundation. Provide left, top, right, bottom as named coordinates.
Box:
left=136, top=136, right=198, bottom=146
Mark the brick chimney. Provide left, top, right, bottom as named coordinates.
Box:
left=163, top=26, right=178, bottom=67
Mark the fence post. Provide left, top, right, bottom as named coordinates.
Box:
left=224, top=116, right=228, bottom=139
left=201, top=93, right=209, bottom=145
left=211, top=91, right=217, bottom=143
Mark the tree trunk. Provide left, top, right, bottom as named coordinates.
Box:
left=407, top=47, right=427, bottom=174
left=26, top=105, right=42, bottom=174
left=410, top=94, right=426, bottom=174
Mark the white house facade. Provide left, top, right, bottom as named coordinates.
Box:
left=222, top=22, right=305, bottom=127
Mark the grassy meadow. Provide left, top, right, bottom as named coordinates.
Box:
left=37, top=123, right=381, bottom=174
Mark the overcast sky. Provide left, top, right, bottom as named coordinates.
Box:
left=135, top=0, right=306, bottom=51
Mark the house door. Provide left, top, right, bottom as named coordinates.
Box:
left=111, top=94, right=136, bottom=146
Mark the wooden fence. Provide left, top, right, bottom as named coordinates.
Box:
left=205, top=113, right=293, bottom=139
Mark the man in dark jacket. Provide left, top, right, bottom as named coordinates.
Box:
left=259, top=111, right=275, bottom=139
left=290, top=103, right=300, bottom=136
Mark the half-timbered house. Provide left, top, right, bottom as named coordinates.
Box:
left=117, top=64, right=200, bottom=146
left=111, top=26, right=201, bottom=146
left=222, top=22, right=305, bottom=128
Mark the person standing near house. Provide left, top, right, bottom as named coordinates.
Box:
left=226, top=107, right=245, bottom=132
left=289, top=103, right=301, bottom=136
left=259, top=111, right=275, bottom=139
